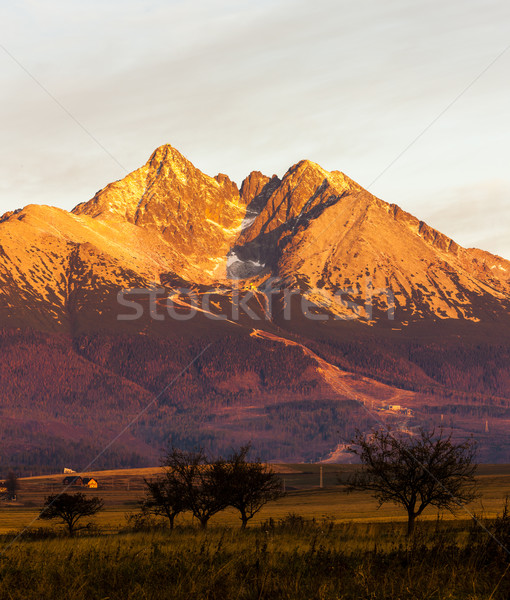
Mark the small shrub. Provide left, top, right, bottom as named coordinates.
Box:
left=124, top=510, right=168, bottom=532
left=468, top=497, right=510, bottom=566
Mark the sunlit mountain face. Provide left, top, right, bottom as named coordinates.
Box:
left=1, top=145, right=509, bottom=473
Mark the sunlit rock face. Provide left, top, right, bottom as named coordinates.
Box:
left=0, top=143, right=509, bottom=329
left=233, top=159, right=510, bottom=322
left=72, top=144, right=246, bottom=281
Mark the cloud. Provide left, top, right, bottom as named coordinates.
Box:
left=419, top=180, right=510, bottom=259
left=0, top=0, right=509, bottom=263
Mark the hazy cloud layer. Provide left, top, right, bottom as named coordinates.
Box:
left=420, top=181, right=510, bottom=258
left=0, top=0, right=509, bottom=257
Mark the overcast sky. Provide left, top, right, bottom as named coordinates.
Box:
left=1, top=0, right=509, bottom=257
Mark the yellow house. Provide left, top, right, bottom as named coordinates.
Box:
left=82, top=477, right=98, bottom=488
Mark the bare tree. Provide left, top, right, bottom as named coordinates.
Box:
left=346, top=428, right=479, bottom=535
left=148, top=446, right=284, bottom=530
left=162, top=448, right=226, bottom=529
left=212, top=444, right=285, bottom=528
left=143, top=473, right=187, bottom=530
left=39, top=493, right=104, bottom=536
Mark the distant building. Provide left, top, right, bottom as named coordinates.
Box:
left=82, top=477, right=98, bottom=488
left=384, top=404, right=414, bottom=416
left=63, top=476, right=83, bottom=486
left=63, top=467, right=76, bottom=474
left=0, top=479, right=16, bottom=501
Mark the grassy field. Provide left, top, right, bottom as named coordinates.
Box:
left=2, top=463, right=510, bottom=534
left=0, top=516, right=509, bottom=599
left=0, top=464, right=510, bottom=599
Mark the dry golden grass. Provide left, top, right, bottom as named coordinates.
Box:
left=2, top=463, right=510, bottom=535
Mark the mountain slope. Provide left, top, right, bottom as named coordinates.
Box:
left=232, top=159, right=510, bottom=321
left=0, top=144, right=509, bottom=471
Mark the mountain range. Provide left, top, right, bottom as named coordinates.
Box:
left=1, top=144, right=509, bottom=472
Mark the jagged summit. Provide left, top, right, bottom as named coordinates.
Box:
left=72, top=143, right=240, bottom=224
left=0, top=143, right=508, bottom=328
left=284, top=158, right=331, bottom=178
left=239, top=171, right=276, bottom=205
left=71, top=144, right=244, bottom=277
left=147, top=143, right=191, bottom=166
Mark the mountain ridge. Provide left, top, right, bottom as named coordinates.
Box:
left=1, top=144, right=510, bottom=471
left=2, top=143, right=507, bottom=328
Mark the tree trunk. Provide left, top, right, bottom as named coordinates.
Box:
left=407, top=511, right=416, bottom=536
left=199, top=517, right=209, bottom=529
left=169, top=514, right=175, bottom=530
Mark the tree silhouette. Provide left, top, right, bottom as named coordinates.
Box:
left=212, top=444, right=285, bottom=528
left=161, top=448, right=226, bottom=529
left=346, top=428, right=479, bottom=535
left=143, top=473, right=187, bottom=530
left=39, top=493, right=103, bottom=536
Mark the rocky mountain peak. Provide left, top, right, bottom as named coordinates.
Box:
left=240, top=171, right=273, bottom=205
left=284, top=158, right=327, bottom=177
left=236, top=158, right=352, bottom=249
left=71, top=146, right=246, bottom=277
left=0, top=143, right=508, bottom=325
left=147, top=143, right=189, bottom=168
